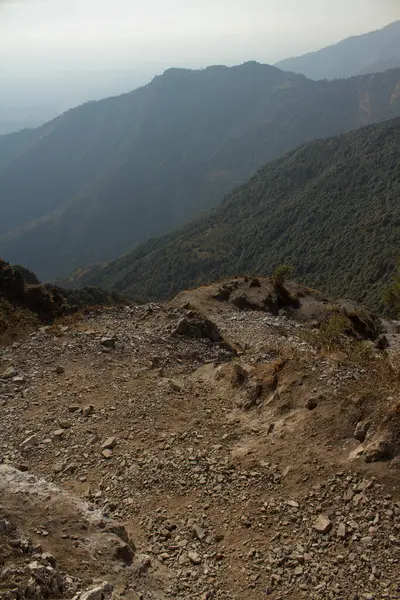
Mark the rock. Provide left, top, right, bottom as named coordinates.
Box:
left=55, top=365, right=65, bottom=374
left=230, top=364, right=248, bottom=387
left=354, top=421, right=370, bottom=443
left=15, top=463, right=29, bottom=472
left=344, top=489, right=354, bottom=502
left=337, top=523, right=347, bottom=538
left=364, top=440, right=394, bottom=463
left=114, top=540, right=135, bottom=565
left=175, top=317, right=190, bottom=335
left=100, top=336, right=117, bottom=348
left=178, top=552, right=188, bottom=565
left=375, top=334, right=389, bottom=350
left=135, top=553, right=152, bottom=575
left=305, top=398, right=318, bottom=410
left=20, top=434, right=39, bottom=450
left=82, top=404, right=95, bottom=417
left=193, top=523, right=206, bottom=540
left=63, top=462, right=78, bottom=474
left=188, top=550, right=202, bottom=565
left=102, top=437, right=117, bottom=450
left=240, top=382, right=263, bottom=410
left=103, top=523, right=133, bottom=547
left=52, top=429, right=65, bottom=441
left=41, top=552, right=56, bottom=567
left=102, top=449, right=113, bottom=459
left=72, top=582, right=113, bottom=600
left=313, top=515, right=332, bottom=534
left=169, top=379, right=182, bottom=392
left=174, top=315, right=223, bottom=344
left=0, top=518, right=13, bottom=534
left=2, top=366, right=18, bottom=379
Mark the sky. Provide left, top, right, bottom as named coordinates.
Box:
left=0, top=0, right=399, bottom=131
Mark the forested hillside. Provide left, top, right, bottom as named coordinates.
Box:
left=1, top=64, right=400, bottom=279
left=72, top=118, right=400, bottom=309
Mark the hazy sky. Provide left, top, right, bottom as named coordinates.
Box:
left=0, top=0, right=399, bottom=130
left=2, top=0, right=399, bottom=71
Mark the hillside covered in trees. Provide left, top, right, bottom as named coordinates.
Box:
left=71, top=118, right=400, bottom=310
left=1, top=64, right=400, bottom=279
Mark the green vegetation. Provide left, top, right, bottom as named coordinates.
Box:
left=56, top=285, right=129, bottom=309
left=318, top=311, right=354, bottom=349
left=382, top=259, right=400, bottom=316
left=271, top=265, right=294, bottom=289
left=73, top=117, right=400, bottom=310
left=0, top=64, right=400, bottom=279
left=301, top=310, right=375, bottom=364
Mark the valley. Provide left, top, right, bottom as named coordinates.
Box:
left=70, top=117, right=400, bottom=311
left=1, top=65, right=400, bottom=280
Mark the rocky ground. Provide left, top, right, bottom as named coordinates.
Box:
left=0, top=278, right=399, bottom=599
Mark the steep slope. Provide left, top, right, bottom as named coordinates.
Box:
left=73, top=117, right=400, bottom=309
left=0, top=126, right=39, bottom=174
left=1, top=65, right=400, bottom=279
left=275, top=20, right=400, bottom=80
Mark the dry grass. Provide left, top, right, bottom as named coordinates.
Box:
left=0, top=300, right=39, bottom=346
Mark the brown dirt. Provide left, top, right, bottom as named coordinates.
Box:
left=1, top=279, right=400, bottom=599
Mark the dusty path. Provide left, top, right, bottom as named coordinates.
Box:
left=1, top=280, right=400, bottom=599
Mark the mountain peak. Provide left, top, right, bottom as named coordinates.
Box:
left=275, top=20, right=400, bottom=80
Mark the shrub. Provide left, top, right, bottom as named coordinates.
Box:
left=382, top=260, right=400, bottom=317
left=271, top=265, right=294, bottom=290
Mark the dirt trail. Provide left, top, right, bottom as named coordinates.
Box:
left=1, top=279, right=400, bottom=599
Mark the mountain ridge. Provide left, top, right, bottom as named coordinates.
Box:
left=275, top=20, right=400, bottom=80
left=1, top=64, right=400, bottom=279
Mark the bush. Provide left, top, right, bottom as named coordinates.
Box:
left=382, top=260, right=400, bottom=317
left=271, top=265, right=293, bottom=289
left=318, top=312, right=353, bottom=349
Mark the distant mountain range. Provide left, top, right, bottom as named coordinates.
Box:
left=1, top=63, right=400, bottom=280
left=275, top=20, right=400, bottom=80
left=71, top=117, right=400, bottom=310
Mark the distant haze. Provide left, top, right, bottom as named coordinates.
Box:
left=1, top=0, right=399, bottom=132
